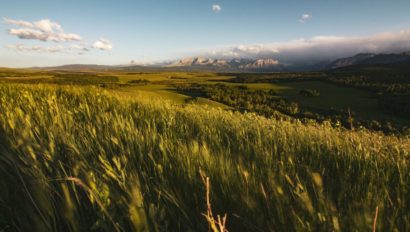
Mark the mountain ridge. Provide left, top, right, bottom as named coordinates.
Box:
left=169, top=57, right=283, bottom=71
left=19, top=51, right=410, bottom=72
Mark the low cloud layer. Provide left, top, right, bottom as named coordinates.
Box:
left=203, top=30, right=410, bottom=65
left=92, top=38, right=113, bottom=51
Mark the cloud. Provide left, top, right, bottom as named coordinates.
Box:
left=8, top=28, right=49, bottom=41
left=70, top=44, right=89, bottom=51
left=299, top=14, right=312, bottom=23
left=7, top=28, right=82, bottom=42
left=7, top=42, right=91, bottom=54
left=7, top=43, right=65, bottom=53
left=198, top=30, right=410, bottom=65
left=3, top=18, right=112, bottom=54
left=34, top=19, right=63, bottom=33
left=3, top=17, right=33, bottom=28
left=4, top=18, right=82, bottom=42
left=92, top=38, right=113, bottom=51
left=212, top=4, right=222, bottom=12
left=48, top=33, right=82, bottom=42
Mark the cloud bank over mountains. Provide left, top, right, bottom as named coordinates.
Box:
left=3, top=18, right=112, bottom=54
left=202, top=30, right=410, bottom=65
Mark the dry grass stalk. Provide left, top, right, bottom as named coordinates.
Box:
left=373, top=206, right=379, bottom=232
left=201, top=174, right=228, bottom=232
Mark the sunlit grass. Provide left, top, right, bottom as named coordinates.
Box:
left=0, top=83, right=409, bottom=231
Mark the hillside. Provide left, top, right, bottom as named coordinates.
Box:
left=0, top=84, right=409, bottom=231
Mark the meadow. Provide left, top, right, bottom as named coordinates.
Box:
left=1, top=68, right=407, bottom=126
left=0, top=69, right=409, bottom=231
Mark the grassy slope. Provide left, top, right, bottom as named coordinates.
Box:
left=0, top=84, right=409, bottom=231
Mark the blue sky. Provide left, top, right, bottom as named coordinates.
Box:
left=1, top=0, right=410, bottom=67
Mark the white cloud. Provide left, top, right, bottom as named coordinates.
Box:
left=3, top=17, right=113, bottom=55
left=7, top=42, right=91, bottom=54
left=7, top=28, right=82, bottom=42
left=70, top=44, right=89, bottom=51
left=8, top=28, right=49, bottom=41
left=4, top=18, right=82, bottom=42
left=48, top=33, right=82, bottom=42
left=4, top=18, right=63, bottom=32
left=212, top=4, right=222, bottom=12
left=3, top=17, right=33, bottom=28
left=198, top=30, right=410, bottom=65
left=299, top=14, right=312, bottom=23
left=46, top=45, right=65, bottom=53
left=34, top=19, right=63, bottom=33
left=92, top=38, right=113, bottom=51
left=7, top=43, right=65, bottom=53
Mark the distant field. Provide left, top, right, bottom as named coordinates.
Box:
left=0, top=69, right=409, bottom=132
left=269, top=81, right=389, bottom=120
left=193, top=80, right=403, bottom=122
left=114, top=84, right=189, bottom=103
left=114, top=72, right=232, bottom=83
left=110, top=73, right=384, bottom=122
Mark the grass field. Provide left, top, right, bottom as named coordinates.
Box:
left=0, top=69, right=403, bottom=121
left=0, top=70, right=410, bottom=231
left=0, top=83, right=409, bottom=232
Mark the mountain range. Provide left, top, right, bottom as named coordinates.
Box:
left=169, top=57, right=283, bottom=71
left=36, top=51, right=410, bottom=72
left=165, top=51, right=410, bottom=71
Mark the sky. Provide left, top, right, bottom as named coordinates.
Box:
left=1, top=0, right=410, bottom=67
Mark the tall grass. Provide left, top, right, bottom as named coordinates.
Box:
left=0, top=83, right=409, bottom=231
